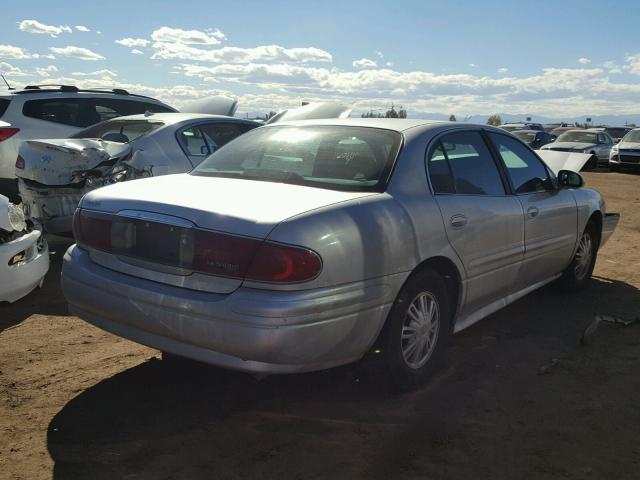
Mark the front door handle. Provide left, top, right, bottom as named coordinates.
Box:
left=450, top=214, right=468, bottom=228
left=527, top=206, right=539, bottom=218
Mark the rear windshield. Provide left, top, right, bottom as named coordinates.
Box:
left=513, top=131, right=536, bottom=142
left=622, top=130, right=640, bottom=143
left=556, top=131, right=597, bottom=143
left=605, top=128, right=630, bottom=138
left=71, top=120, right=164, bottom=143
left=192, top=125, right=402, bottom=192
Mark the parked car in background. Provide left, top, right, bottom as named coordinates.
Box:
left=609, top=128, right=640, bottom=171
left=0, top=194, right=48, bottom=303
left=590, top=127, right=632, bottom=144
left=499, top=122, right=545, bottom=132
left=550, top=126, right=580, bottom=137
left=0, top=85, right=177, bottom=202
left=512, top=129, right=556, bottom=149
left=61, top=119, right=618, bottom=390
left=540, top=129, right=614, bottom=169
left=16, top=113, right=259, bottom=233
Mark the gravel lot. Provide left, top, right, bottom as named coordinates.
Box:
left=2, top=170, right=640, bottom=480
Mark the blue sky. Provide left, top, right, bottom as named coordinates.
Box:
left=1, top=0, right=639, bottom=119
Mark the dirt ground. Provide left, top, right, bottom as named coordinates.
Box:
left=1, top=170, right=640, bottom=480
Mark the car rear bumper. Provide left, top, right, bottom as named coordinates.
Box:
left=61, top=245, right=401, bottom=374
left=0, top=229, right=49, bottom=303
left=18, top=179, right=83, bottom=233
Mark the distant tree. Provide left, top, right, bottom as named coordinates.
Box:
left=627, top=123, right=637, bottom=127
left=398, top=108, right=407, bottom=118
left=486, top=114, right=502, bottom=126
left=385, top=106, right=399, bottom=118
left=449, top=114, right=457, bottom=122
left=361, top=110, right=383, bottom=118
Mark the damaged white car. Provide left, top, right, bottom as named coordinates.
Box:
left=16, top=113, right=259, bottom=233
left=0, top=194, right=48, bottom=303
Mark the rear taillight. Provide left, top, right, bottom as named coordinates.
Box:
left=73, top=209, right=112, bottom=251
left=73, top=209, right=322, bottom=283
left=15, top=155, right=24, bottom=169
left=0, top=127, right=19, bottom=142
left=246, top=242, right=322, bottom=282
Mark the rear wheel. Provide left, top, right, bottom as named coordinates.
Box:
left=382, top=269, right=451, bottom=391
left=560, top=222, right=598, bottom=290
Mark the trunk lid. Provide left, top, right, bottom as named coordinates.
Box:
left=80, top=174, right=375, bottom=293
left=17, top=139, right=130, bottom=186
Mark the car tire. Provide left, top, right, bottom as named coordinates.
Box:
left=559, top=222, right=599, bottom=290
left=382, top=269, right=451, bottom=391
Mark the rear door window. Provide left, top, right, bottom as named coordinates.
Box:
left=427, top=131, right=505, bottom=195
left=198, top=122, right=253, bottom=153
left=22, top=98, right=174, bottom=127
left=488, top=133, right=552, bottom=194
left=0, top=98, right=10, bottom=118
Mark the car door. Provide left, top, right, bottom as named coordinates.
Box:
left=487, top=132, right=577, bottom=289
left=427, top=130, right=524, bottom=316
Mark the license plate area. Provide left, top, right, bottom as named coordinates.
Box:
left=110, top=217, right=195, bottom=270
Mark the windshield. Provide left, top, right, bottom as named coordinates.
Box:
left=556, top=131, right=597, bottom=143
left=71, top=120, right=164, bottom=143
left=513, top=131, right=536, bottom=142
left=622, top=129, right=640, bottom=143
left=191, top=125, right=402, bottom=192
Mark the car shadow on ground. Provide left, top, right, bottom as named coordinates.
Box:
left=0, top=239, right=73, bottom=332
left=45, top=276, right=640, bottom=479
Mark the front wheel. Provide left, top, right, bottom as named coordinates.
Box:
left=382, top=269, right=451, bottom=391
left=560, top=223, right=598, bottom=290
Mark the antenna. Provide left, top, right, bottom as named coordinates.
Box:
left=1, top=74, right=14, bottom=90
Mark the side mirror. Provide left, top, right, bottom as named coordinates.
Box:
left=558, top=169, right=584, bottom=188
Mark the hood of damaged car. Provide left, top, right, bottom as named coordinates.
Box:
left=537, top=150, right=592, bottom=174
left=17, top=139, right=131, bottom=186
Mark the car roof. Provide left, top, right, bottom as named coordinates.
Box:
left=512, top=129, right=539, bottom=134
left=260, top=117, right=471, bottom=132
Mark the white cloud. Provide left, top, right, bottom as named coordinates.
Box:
left=0, top=62, right=30, bottom=77
left=150, top=26, right=225, bottom=45
left=71, top=69, right=117, bottom=77
left=375, top=51, right=384, bottom=58
left=0, top=44, right=39, bottom=59
left=353, top=58, right=377, bottom=69
left=115, top=37, right=150, bottom=48
left=75, top=25, right=90, bottom=32
left=18, top=19, right=72, bottom=37
left=497, top=67, right=508, bottom=74
left=625, top=53, right=640, bottom=75
left=468, top=63, right=476, bottom=68
left=385, top=61, right=394, bottom=67
left=151, top=42, right=332, bottom=64
left=578, top=57, right=591, bottom=65
left=49, top=46, right=105, bottom=61
left=35, top=65, right=58, bottom=77
left=131, top=49, right=144, bottom=55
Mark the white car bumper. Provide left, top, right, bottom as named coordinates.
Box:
left=0, top=229, right=49, bottom=303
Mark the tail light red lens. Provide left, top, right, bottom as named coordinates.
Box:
left=0, top=127, right=19, bottom=142
left=73, top=209, right=113, bottom=251
left=246, top=242, right=322, bottom=282
left=15, top=155, right=25, bottom=169
left=73, top=209, right=322, bottom=283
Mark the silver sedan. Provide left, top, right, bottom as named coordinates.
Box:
left=61, top=119, right=619, bottom=390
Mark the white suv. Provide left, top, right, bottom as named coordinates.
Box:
left=0, top=85, right=176, bottom=201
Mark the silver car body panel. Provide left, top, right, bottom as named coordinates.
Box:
left=61, top=119, right=616, bottom=373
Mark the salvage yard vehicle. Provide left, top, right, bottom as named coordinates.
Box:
left=61, top=119, right=619, bottom=390
left=0, top=194, right=48, bottom=303
left=511, top=129, right=556, bottom=149
left=16, top=113, right=259, bottom=233
left=609, top=128, right=640, bottom=171
left=0, top=85, right=177, bottom=201
left=540, top=129, right=614, bottom=169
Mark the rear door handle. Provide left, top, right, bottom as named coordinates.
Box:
left=450, top=214, right=468, bottom=228
left=527, top=207, right=539, bottom=218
